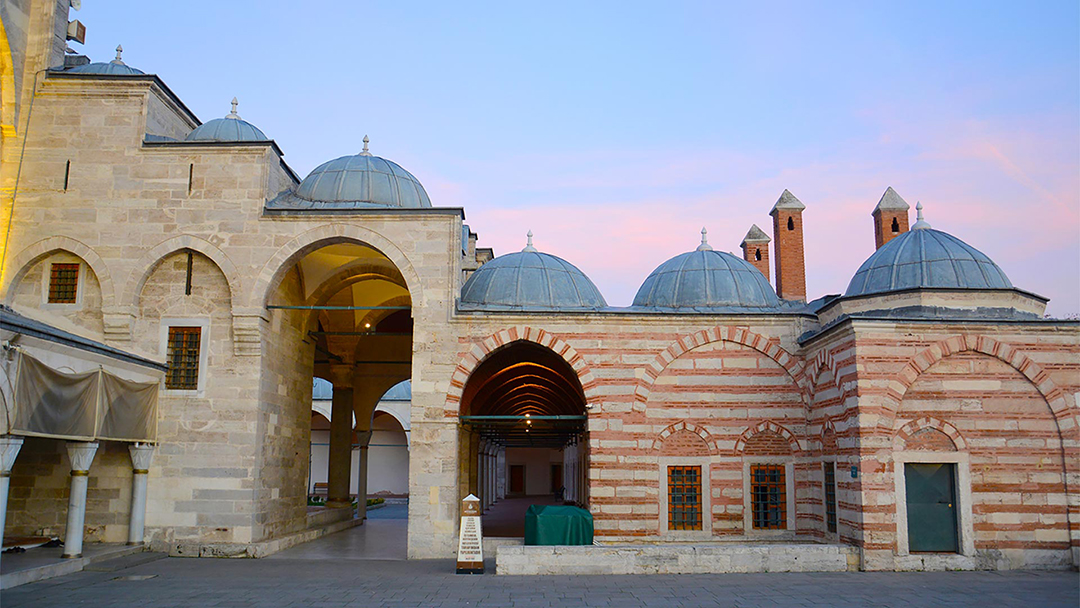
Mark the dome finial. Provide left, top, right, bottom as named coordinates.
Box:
left=912, top=201, right=932, bottom=230
left=522, top=230, right=538, bottom=253
left=360, top=135, right=371, bottom=156
left=696, top=227, right=713, bottom=251
left=226, top=97, right=240, bottom=120
left=112, top=44, right=125, bottom=65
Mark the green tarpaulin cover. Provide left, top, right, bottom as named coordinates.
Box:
left=524, top=505, right=593, bottom=546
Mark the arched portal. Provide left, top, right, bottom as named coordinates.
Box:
left=264, top=239, right=412, bottom=540
left=459, top=341, right=588, bottom=537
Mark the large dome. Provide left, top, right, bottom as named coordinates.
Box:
left=186, top=99, right=267, bottom=142
left=294, top=136, right=431, bottom=208
left=460, top=234, right=606, bottom=310
left=633, top=230, right=779, bottom=309
left=845, top=209, right=1012, bottom=297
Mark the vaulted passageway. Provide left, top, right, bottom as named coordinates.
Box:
left=458, top=341, right=588, bottom=537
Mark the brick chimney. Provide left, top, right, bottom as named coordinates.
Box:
left=872, top=186, right=910, bottom=249
left=740, top=224, right=771, bottom=281
left=770, top=189, right=806, bottom=301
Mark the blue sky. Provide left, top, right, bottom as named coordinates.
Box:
left=75, top=1, right=1079, bottom=313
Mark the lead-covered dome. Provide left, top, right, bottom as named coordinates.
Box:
left=633, top=229, right=780, bottom=309
left=294, top=136, right=431, bottom=208
left=186, top=98, right=268, bottom=142
left=460, top=233, right=606, bottom=310
left=67, top=45, right=144, bottom=75
left=845, top=205, right=1012, bottom=297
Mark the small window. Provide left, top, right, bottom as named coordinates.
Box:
left=668, top=465, right=702, bottom=530
left=824, top=462, right=837, bottom=533
left=47, top=263, right=80, bottom=303
left=751, top=464, right=786, bottom=529
left=165, top=326, right=202, bottom=390
left=754, top=248, right=761, bottom=261
left=891, top=217, right=900, bottom=233
left=786, top=216, right=795, bottom=231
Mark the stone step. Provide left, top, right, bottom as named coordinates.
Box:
left=84, top=552, right=167, bottom=573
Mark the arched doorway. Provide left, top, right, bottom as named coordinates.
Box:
left=263, top=239, right=412, bottom=541
left=459, top=341, right=588, bottom=537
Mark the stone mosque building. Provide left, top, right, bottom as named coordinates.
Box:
left=0, top=1, right=1077, bottom=576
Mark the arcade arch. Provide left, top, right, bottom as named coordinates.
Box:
left=459, top=340, right=589, bottom=536
left=264, top=238, right=412, bottom=532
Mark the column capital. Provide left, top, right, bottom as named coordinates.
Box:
left=355, top=430, right=373, bottom=448
left=0, top=435, right=25, bottom=474
left=66, top=442, right=99, bottom=473
left=128, top=442, right=155, bottom=471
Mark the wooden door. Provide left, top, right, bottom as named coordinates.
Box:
left=509, top=465, right=525, bottom=495
left=550, top=464, right=563, bottom=494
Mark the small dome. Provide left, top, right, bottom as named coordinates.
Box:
left=186, top=98, right=267, bottom=142
left=460, top=233, right=606, bottom=310
left=634, top=229, right=779, bottom=309
left=294, top=136, right=431, bottom=208
left=68, top=44, right=144, bottom=75
left=845, top=208, right=1012, bottom=297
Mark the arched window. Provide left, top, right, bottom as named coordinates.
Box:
left=754, top=249, right=761, bottom=261
left=891, top=217, right=900, bottom=233
left=786, top=217, right=794, bottom=231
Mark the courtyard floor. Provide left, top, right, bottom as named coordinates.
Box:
left=2, top=506, right=1076, bottom=607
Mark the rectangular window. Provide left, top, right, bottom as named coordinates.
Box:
left=165, top=326, right=202, bottom=390
left=668, top=465, right=702, bottom=530
left=48, top=263, right=80, bottom=303
left=751, top=464, right=786, bottom=530
left=824, top=462, right=837, bottom=533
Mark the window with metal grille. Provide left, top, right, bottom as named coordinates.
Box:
left=668, top=465, right=702, bottom=530
left=751, top=464, right=786, bottom=529
left=166, top=326, right=201, bottom=390
left=48, top=263, right=80, bottom=303
left=824, top=462, right=837, bottom=533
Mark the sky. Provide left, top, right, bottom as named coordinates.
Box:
left=74, top=1, right=1079, bottom=315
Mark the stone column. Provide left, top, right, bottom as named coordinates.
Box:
left=63, top=442, right=99, bottom=559
left=326, top=385, right=354, bottom=508
left=355, top=431, right=372, bottom=521
left=496, top=447, right=506, bottom=500
left=127, top=443, right=155, bottom=545
left=0, top=436, right=25, bottom=569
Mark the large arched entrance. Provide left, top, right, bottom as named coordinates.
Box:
left=459, top=341, right=588, bottom=537
left=263, top=239, right=412, bottom=546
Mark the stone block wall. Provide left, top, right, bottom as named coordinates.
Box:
left=5, top=437, right=133, bottom=543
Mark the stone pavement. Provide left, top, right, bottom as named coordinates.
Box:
left=3, top=509, right=1077, bottom=607
left=3, top=556, right=1076, bottom=607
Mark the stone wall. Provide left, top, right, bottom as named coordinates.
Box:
left=5, top=437, right=133, bottom=543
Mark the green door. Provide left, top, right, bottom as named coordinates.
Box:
left=905, top=463, right=958, bottom=553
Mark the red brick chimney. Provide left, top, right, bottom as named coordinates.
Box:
left=740, top=224, right=771, bottom=282
left=872, top=186, right=910, bottom=249
left=770, top=189, right=806, bottom=301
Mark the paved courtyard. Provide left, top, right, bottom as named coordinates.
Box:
left=3, top=507, right=1077, bottom=607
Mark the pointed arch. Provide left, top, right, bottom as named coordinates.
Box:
left=635, top=326, right=806, bottom=405
left=4, top=236, right=115, bottom=307
left=445, top=326, right=600, bottom=413
left=894, top=417, right=966, bottom=451
left=121, top=234, right=240, bottom=309
left=734, top=421, right=801, bottom=455
left=881, top=335, right=1073, bottom=433
left=248, top=224, right=423, bottom=312
left=651, top=421, right=719, bottom=455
